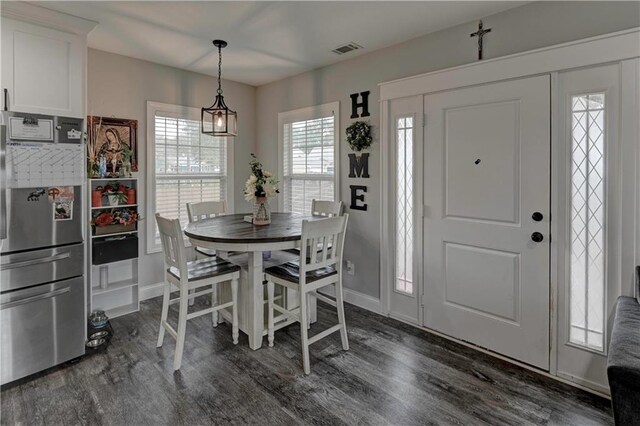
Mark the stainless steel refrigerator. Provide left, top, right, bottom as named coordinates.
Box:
left=0, top=112, right=86, bottom=385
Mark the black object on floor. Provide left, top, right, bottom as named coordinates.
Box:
left=85, top=320, right=114, bottom=353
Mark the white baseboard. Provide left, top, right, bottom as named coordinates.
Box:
left=139, top=282, right=164, bottom=301
left=555, top=371, right=610, bottom=397
left=140, top=281, right=383, bottom=314
left=320, top=287, right=382, bottom=314
left=344, top=288, right=382, bottom=314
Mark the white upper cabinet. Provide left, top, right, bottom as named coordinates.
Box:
left=1, top=4, right=96, bottom=118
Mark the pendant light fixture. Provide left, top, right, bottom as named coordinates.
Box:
left=201, top=39, right=237, bottom=136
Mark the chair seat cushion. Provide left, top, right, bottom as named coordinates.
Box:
left=195, top=246, right=217, bottom=257
left=265, top=261, right=337, bottom=284
left=168, top=257, right=240, bottom=282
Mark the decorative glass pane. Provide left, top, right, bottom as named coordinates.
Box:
left=569, top=93, right=605, bottom=352
left=283, top=115, right=335, bottom=212
left=396, top=117, right=414, bottom=295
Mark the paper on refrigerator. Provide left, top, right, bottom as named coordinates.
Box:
left=7, top=142, right=84, bottom=188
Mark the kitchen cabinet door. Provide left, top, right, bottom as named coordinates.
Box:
left=1, top=18, right=85, bottom=118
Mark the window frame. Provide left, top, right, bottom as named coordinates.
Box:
left=146, top=101, right=234, bottom=254
left=277, top=101, right=340, bottom=212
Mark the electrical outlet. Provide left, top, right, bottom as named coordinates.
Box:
left=346, top=260, right=355, bottom=276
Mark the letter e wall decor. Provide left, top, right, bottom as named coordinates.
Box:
left=350, top=185, right=367, bottom=211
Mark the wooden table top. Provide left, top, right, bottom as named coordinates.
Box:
left=184, top=212, right=323, bottom=244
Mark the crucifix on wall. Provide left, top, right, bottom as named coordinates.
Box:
left=470, top=20, right=492, bottom=60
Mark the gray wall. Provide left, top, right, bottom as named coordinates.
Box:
left=255, top=1, right=640, bottom=299
left=88, top=49, right=256, bottom=288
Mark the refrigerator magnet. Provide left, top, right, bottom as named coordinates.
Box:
left=27, top=188, right=46, bottom=201
left=48, top=186, right=74, bottom=203
left=54, top=201, right=73, bottom=221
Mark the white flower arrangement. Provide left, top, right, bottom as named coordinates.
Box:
left=244, top=154, right=279, bottom=202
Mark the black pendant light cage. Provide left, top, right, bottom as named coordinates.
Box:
left=202, top=39, right=237, bottom=136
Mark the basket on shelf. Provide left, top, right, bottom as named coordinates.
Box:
left=95, top=223, right=136, bottom=235
left=92, top=208, right=140, bottom=236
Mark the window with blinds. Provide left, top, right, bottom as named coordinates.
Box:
left=149, top=108, right=227, bottom=249
left=282, top=111, right=337, bottom=214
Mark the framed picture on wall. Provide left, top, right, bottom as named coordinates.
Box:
left=87, top=116, right=139, bottom=175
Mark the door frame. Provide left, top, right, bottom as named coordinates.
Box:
left=379, top=27, right=639, bottom=393
left=380, top=97, right=424, bottom=325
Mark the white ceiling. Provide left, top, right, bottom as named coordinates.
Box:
left=35, top=1, right=527, bottom=86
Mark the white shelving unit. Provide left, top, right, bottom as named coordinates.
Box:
left=90, top=230, right=138, bottom=239
left=88, top=177, right=140, bottom=318
left=92, top=203, right=138, bottom=210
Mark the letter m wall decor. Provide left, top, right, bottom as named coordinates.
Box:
left=348, top=153, right=370, bottom=178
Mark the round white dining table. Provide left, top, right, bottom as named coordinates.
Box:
left=184, top=212, right=324, bottom=350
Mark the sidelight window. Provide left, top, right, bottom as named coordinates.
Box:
left=395, top=117, right=414, bottom=295
left=569, top=93, right=606, bottom=352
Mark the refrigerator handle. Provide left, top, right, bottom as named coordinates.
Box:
left=0, top=287, right=71, bottom=310
left=0, top=126, right=6, bottom=240
left=0, top=252, right=71, bottom=269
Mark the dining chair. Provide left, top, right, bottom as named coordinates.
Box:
left=186, top=201, right=228, bottom=309
left=311, top=199, right=344, bottom=217
left=155, top=213, right=240, bottom=371
left=285, top=199, right=344, bottom=259
left=186, top=200, right=227, bottom=258
left=265, top=214, right=349, bottom=375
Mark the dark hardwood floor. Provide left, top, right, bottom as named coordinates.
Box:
left=1, top=298, right=613, bottom=425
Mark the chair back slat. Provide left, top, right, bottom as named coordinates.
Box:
left=311, top=199, right=344, bottom=217
left=300, top=215, right=349, bottom=277
left=308, top=237, right=317, bottom=265
left=318, top=234, right=330, bottom=264
left=155, top=214, right=188, bottom=282
left=187, top=201, right=227, bottom=223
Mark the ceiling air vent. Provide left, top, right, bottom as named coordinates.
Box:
left=331, top=42, right=363, bottom=55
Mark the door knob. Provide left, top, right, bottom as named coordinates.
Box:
left=531, top=232, right=544, bottom=243
left=532, top=212, right=543, bottom=222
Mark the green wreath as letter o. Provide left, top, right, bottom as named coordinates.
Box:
left=346, top=121, right=373, bottom=152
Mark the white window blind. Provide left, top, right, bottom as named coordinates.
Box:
left=280, top=104, right=338, bottom=214
left=147, top=102, right=228, bottom=251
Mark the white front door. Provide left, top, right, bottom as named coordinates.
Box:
left=423, top=75, right=551, bottom=369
